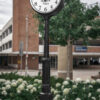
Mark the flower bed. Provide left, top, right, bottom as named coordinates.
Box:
left=0, top=72, right=100, bottom=100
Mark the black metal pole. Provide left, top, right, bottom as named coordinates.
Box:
left=40, top=16, right=52, bottom=100
left=42, top=16, right=50, bottom=92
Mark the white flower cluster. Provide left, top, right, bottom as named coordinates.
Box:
left=53, top=78, right=100, bottom=100
left=34, top=79, right=42, bottom=84
left=0, top=76, right=100, bottom=100
left=0, top=78, right=41, bottom=97
left=26, top=84, right=37, bottom=93
left=0, top=79, right=6, bottom=83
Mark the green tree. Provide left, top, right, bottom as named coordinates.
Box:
left=37, top=0, right=100, bottom=79
left=87, top=18, right=100, bottom=39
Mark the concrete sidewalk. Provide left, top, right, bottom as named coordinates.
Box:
left=0, top=68, right=100, bottom=80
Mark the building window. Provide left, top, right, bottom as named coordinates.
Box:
left=9, top=41, right=12, bottom=48
left=3, top=32, right=5, bottom=39
left=50, top=56, right=58, bottom=69
left=39, top=56, right=58, bottom=69
left=9, top=25, right=12, bottom=33
left=0, top=36, right=2, bottom=41
left=1, top=35, right=3, bottom=40
left=6, top=43, right=8, bottom=49
left=1, top=26, right=12, bottom=40
left=4, top=44, right=6, bottom=50
left=6, top=30, right=8, bottom=36
left=0, top=47, right=2, bottom=51
left=1, top=47, right=2, bottom=51
left=39, top=56, right=42, bottom=63
left=39, top=37, right=44, bottom=45
left=3, top=45, right=5, bottom=50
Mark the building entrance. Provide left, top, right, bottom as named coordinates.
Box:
left=0, top=56, right=8, bottom=66
left=73, top=57, right=100, bottom=68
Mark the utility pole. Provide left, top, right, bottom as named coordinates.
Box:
left=25, top=15, right=28, bottom=76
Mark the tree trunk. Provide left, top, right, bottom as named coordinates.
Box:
left=67, top=35, right=73, bottom=79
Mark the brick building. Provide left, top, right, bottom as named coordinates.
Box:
left=0, top=0, right=58, bottom=69
left=0, top=0, right=100, bottom=70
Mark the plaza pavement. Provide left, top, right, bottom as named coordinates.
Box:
left=0, top=66, right=100, bottom=80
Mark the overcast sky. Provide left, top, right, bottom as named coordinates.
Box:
left=0, top=0, right=100, bottom=30
left=0, top=0, right=12, bottom=30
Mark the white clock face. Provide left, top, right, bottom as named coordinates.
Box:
left=30, top=0, right=61, bottom=14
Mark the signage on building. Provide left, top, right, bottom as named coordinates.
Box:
left=75, top=46, right=87, bottom=52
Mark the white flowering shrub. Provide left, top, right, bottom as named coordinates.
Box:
left=0, top=78, right=41, bottom=100
left=52, top=78, right=100, bottom=100
left=0, top=73, right=100, bottom=100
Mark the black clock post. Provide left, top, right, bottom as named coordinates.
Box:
left=30, top=0, right=64, bottom=100
left=40, top=15, right=52, bottom=100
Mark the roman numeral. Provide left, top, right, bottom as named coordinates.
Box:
left=55, top=0, right=58, bottom=4
left=51, top=5, right=53, bottom=9
left=34, top=2, right=37, bottom=6
left=39, top=6, right=41, bottom=10
left=44, top=7, right=47, bottom=12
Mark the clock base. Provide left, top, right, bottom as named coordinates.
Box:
left=40, top=92, right=53, bottom=100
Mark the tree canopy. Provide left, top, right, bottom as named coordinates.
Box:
left=37, top=0, right=100, bottom=45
